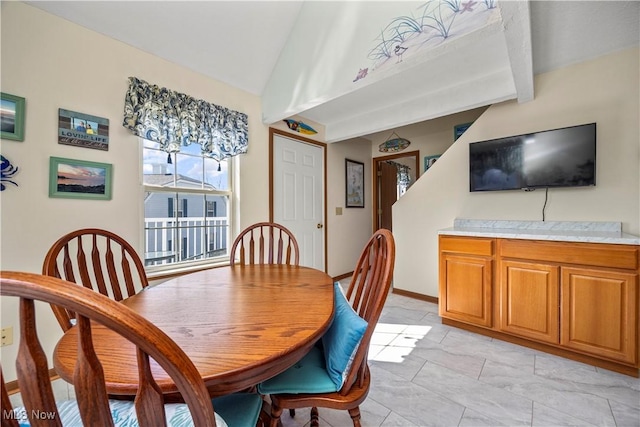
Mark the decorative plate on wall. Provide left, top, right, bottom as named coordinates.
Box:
left=379, top=133, right=410, bottom=153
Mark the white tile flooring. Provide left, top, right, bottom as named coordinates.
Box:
left=9, top=291, right=640, bottom=427
left=279, top=291, right=640, bottom=427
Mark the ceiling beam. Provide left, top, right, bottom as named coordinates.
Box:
left=498, top=0, right=534, bottom=103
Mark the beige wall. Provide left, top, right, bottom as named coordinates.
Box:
left=326, top=138, right=373, bottom=277
left=0, top=3, right=382, bottom=378
left=3, top=2, right=637, bottom=379
left=369, top=107, right=487, bottom=174
left=0, top=2, right=271, bottom=374
left=393, top=47, right=640, bottom=297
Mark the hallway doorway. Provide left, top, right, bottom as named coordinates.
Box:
left=372, top=151, right=419, bottom=231
left=270, top=128, right=326, bottom=271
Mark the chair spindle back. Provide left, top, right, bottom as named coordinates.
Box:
left=42, top=228, right=149, bottom=331
left=0, top=271, right=218, bottom=427
left=340, top=228, right=395, bottom=394
left=230, top=222, right=300, bottom=266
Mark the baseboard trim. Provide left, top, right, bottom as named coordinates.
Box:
left=392, top=288, right=438, bottom=304
left=5, top=368, right=59, bottom=395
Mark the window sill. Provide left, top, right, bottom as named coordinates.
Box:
left=146, top=258, right=231, bottom=282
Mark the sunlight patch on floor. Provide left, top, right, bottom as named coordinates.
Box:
left=368, top=323, right=431, bottom=363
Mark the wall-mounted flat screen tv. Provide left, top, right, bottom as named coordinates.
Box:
left=469, top=123, right=596, bottom=192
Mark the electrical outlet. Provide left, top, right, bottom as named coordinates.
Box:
left=1, top=327, right=13, bottom=346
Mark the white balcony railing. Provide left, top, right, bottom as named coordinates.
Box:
left=144, top=217, right=229, bottom=266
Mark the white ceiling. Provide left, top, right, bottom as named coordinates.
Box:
left=26, top=1, right=640, bottom=141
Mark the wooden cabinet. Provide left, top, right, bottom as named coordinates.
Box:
left=439, top=236, right=493, bottom=327
left=499, top=260, right=559, bottom=344
left=561, top=266, right=638, bottom=364
left=439, top=236, right=640, bottom=376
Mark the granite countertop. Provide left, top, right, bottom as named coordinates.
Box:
left=438, top=219, right=640, bottom=245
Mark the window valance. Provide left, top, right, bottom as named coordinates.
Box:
left=122, top=77, right=248, bottom=160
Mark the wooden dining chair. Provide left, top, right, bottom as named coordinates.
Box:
left=0, top=271, right=262, bottom=427
left=230, top=222, right=299, bottom=266
left=42, top=228, right=150, bottom=332
left=257, top=229, right=395, bottom=427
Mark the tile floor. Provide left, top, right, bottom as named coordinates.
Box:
left=9, top=290, right=640, bottom=427
left=276, top=291, right=639, bottom=427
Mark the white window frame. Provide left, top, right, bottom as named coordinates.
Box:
left=140, top=140, right=237, bottom=276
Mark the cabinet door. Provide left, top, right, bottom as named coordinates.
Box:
left=499, top=260, right=559, bottom=343
left=561, top=267, right=638, bottom=364
left=439, top=254, right=492, bottom=327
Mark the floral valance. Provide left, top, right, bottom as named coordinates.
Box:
left=122, top=77, right=248, bottom=160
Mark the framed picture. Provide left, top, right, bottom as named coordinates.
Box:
left=1, top=92, right=26, bottom=141
left=424, top=154, right=442, bottom=171
left=49, top=157, right=113, bottom=200
left=58, top=108, right=110, bottom=151
left=345, top=158, right=364, bottom=208
left=454, top=122, right=473, bottom=141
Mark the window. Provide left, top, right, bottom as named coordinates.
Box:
left=143, top=140, right=232, bottom=268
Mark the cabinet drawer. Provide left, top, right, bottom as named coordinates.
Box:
left=440, top=236, right=494, bottom=257
left=499, top=239, right=639, bottom=270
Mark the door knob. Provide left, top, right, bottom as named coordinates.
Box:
left=317, top=223, right=324, bottom=229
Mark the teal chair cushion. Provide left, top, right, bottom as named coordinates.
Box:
left=13, top=395, right=263, bottom=427
left=211, top=393, right=263, bottom=427
left=257, top=346, right=339, bottom=394
left=322, top=282, right=368, bottom=389
left=257, top=283, right=367, bottom=394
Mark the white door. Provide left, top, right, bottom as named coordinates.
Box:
left=273, top=133, right=325, bottom=270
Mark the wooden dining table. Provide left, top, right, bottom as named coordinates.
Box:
left=53, top=265, right=335, bottom=397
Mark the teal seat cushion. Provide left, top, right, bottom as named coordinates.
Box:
left=211, top=393, right=262, bottom=427
left=322, top=282, right=368, bottom=389
left=257, top=346, right=339, bottom=394
left=14, top=399, right=231, bottom=426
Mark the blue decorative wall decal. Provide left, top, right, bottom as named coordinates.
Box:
left=0, top=155, right=19, bottom=190
left=357, top=0, right=498, bottom=82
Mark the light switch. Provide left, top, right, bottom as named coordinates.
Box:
left=1, top=327, right=13, bottom=347
left=335, top=207, right=343, bottom=215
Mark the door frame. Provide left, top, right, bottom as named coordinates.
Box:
left=372, top=150, right=420, bottom=232
left=269, top=128, right=328, bottom=272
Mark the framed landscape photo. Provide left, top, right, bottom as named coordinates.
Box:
left=1, top=92, right=26, bottom=141
left=345, top=158, right=364, bottom=208
left=49, top=157, right=112, bottom=200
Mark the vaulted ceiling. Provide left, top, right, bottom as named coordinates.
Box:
left=27, top=1, right=640, bottom=142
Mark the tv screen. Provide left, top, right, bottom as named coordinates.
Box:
left=469, top=123, right=596, bottom=192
